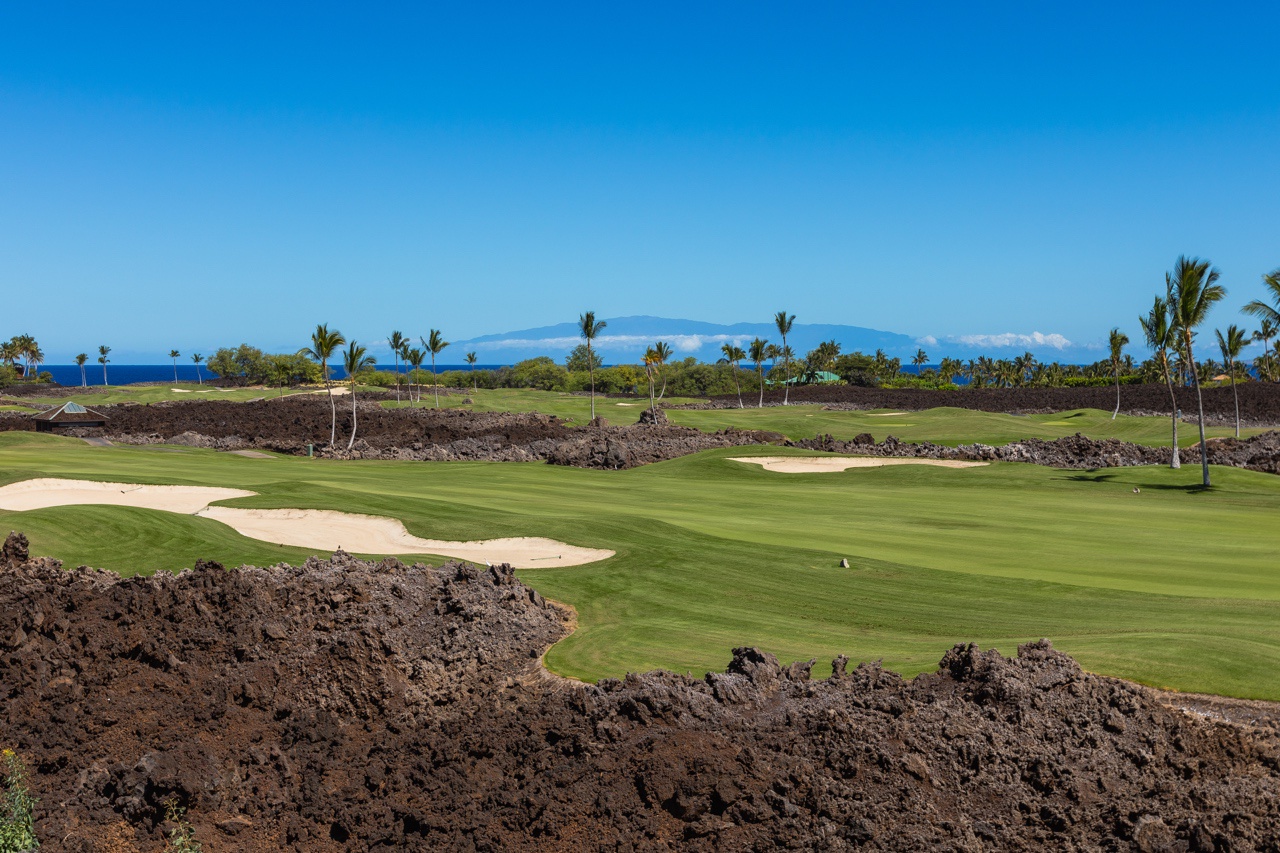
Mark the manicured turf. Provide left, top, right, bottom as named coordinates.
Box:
left=667, top=404, right=1265, bottom=446
left=17, top=383, right=386, bottom=406
left=381, top=387, right=705, bottom=424
left=2, top=431, right=1279, bottom=699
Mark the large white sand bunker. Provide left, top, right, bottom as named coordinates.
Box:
left=0, top=478, right=612, bottom=568
left=729, top=456, right=988, bottom=473
left=198, top=507, right=612, bottom=568
left=0, top=478, right=255, bottom=513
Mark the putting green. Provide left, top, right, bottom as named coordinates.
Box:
left=1, top=431, right=1278, bottom=700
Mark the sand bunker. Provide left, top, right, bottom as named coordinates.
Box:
left=729, top=456, right=988, bottom=473
left=0, top=478, right=612, bottom=568
left=867, top=412, right=908, bottom=416
left=171, top=388, right=192, bottom=393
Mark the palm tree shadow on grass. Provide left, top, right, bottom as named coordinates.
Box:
left=1056, top=471, right=1211, bottom=493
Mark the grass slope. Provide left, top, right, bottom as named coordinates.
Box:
left=1, top=431, right=1278, bottom=699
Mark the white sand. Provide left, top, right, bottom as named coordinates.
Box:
left=729, top=456, right=987, bottom=473
left=0, top=478, right=613, bottom=568
left=0, top=478, right=256, bottom=513
left=171, top=388, right=192, bottom=393
left=867, top=412, right=908, bottom=416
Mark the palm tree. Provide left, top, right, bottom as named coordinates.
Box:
left=1107, top=328, right=1129, bottom=420
left=299, top=323, right=346, bottom=446
left=422, top=329, right=449, bottom=408
left=578, top=312, right=607, bottom=420
left=388, top=331, right=407, bottom=402
left=169, top=349, right=181, bottom=383
left=642, top=346, right=659, bottom=413
left=1253, top=318, right=1278, bottom=381
left=191, top=353, right=204, bottom=385
left=1216, top=324, right=1248, bottom=438
left=721, top=342, right=746, bottom=408
left=1139, top=296, right=1181, bottom=469
left=1167, top=256, right=1226, bottom=487
left=341, top=341, right=376, bottom=449
left=749, top=337, right=769, bottom=408
left=75, top=353, right=88, bottom=387
left=1243, top=270, right=1280, bottom=380
left=773, top=311, right=795, bottom=404
left=466, top=351, right=478, bottom=391
left=97, top=345, right=111, bottom=386
left=405, top=347, right=426, bottom=403
left=912, top=348, right=928, bottom=374
left=652, top=341, right=673, bottom=399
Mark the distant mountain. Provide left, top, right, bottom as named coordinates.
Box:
left=454, top=316, right=1096, bottom=365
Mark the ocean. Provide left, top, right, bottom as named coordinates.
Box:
left=37, top=364, right=507, bottom=387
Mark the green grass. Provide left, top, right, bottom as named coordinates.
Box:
left=667, top=405, right=1265, bottom=447
left=2, top=431, right=1279, bottom=699
left=17, top=383, right=388, bottom=406
left=381, top=387, right=705, bottom=425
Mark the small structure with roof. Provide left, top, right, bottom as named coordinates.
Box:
left=32, top=401, right=108, bottom=432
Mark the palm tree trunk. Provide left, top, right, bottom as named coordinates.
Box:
left=432, top=356, right=439, bottom=408
left=1186, top=336, right=1211, bottom=487
left=173, top=359, right=178, bottom=383
left=1111, top=369, right=1120, bottom=420
left=782, top=337, right=790, bottom=406
left=1161, top=358, right=1180, bottom=469
left=758, top=371, right=764, bottom=408
left=325, top=363, right=337, bottom=447
left=394, top=353, right=400, bottom=402
left=648, top=369, right=655, bottom=413
left=348, top=383, right=357, bottom=449
left=1231, top=365, right=1240, bottom=438
left=102, top=363, right=108, bottom=386
left=734, top=366, right=742, bottom=408
left=588, top=343, right=595, bottom=421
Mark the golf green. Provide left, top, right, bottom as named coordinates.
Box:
left=1, top=430, right=1278, bottom=700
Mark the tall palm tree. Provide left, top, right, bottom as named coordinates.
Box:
left=643, top=346, right=659, bottom=413
left=1253, top=318, right=1278, bottom=381
left=1167, top=256, right=1226, bottom=487
left=721, top=342, right=746, bottom=408
left=75, top=353, right=88, bottom=387
left=1243, top=269, right=1280, bottom=380
left=97, top=345, right=111, bottom=386
left=652, top=341, right=673, bottom=399
left=421, top=329, right=450, bottom=408
left=773, top=311, right=796, bottom=404
left=466, top=351, right=478, bottom=391
left=1216, top=324, right=1248, bottom=438
left=1107, top=328, right=1129, bottom=420
left=578, top=312, right=607, bottom=420
left=341, top=341, right=376, bottom=449
left=169, top=350, right=181, bottom=383
left=191, top=353, right=204, bottom=385
left=749, top=337, right=769, bottom=408
left=912, top=348, right=928, bottom=373
left=299, top=323, right=346, bottom=447
left=1139, top=296, right=1181, bottom=469
left=405, top=347, right=426, bottom=403
left=388, top=331, right=407, bottom=402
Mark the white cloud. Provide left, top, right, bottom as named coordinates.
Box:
left=945, top=331, right=1073, bottom=350
left=916, top=335, right=938, bottom=346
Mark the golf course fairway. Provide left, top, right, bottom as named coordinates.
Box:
left=2, top=430, right=1279, bottom=700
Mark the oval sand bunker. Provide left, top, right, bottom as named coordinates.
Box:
left=0, top=478, right=613, bottom=568
left=729, top=456, right=988, bottom=473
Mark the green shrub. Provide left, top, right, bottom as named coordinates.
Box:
left=0, top=748, right=37, bottom=853
left=164, top=800, right=201, bottom=853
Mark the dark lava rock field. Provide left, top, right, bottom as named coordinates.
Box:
left=3, top=532, right=1280, bottom=851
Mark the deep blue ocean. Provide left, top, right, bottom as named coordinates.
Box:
left=39, top=364, right=506, bottom=387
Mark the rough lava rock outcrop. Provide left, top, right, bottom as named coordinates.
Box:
left=3, top=532, right=1280, bottom=850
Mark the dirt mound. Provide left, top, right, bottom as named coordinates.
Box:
left=3, top=532, right=1280, bottom=851
left=694, top=382, right=1280, bottom=425
left=795, top=430, right=1280, bottom=474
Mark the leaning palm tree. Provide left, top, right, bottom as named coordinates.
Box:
left=466, top=351, right=478, bottom=391
left=191, top=353, right=204, bottom=385
left=652, top=341, right=673, bottom=399
left=169, top=349, right=181, bottom=383
left=97, top=345, right=111, bottom=386
left=773, top=311, right=796, bottom=404
left=405, top=347, right=426, bottom=404
left=341, top=341, right=376, bottom=449
left=388, top=331, right=407, bottom=402
left=299, top=323, right=346, bottom=447
left=1216, top=324, right=1248, bottom=438
left=1167, top=256, right=1227, bottom=487
left=422, top=329, right=449, bottom=408
left=578, top=312, right=607, bottom=420
left=642, top=346, right=659, bottom=413
left=721, top=342, right=746, bottom=408
left=1107, top=328, right=1129, bottom=420
left=749, top=337, right=769, bottom=408
left=1139, top=296, right=1181, bottom=469
left=75, top=353, right=88, bottom=387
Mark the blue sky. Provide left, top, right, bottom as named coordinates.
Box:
left=2, top=2, right=1278, bottom=362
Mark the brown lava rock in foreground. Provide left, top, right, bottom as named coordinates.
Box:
left=3, top=532, right=1279, bottom=851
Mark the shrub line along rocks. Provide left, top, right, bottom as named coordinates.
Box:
left=2, top=531, right=1279, bottom=850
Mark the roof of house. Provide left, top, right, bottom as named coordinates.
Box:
left=32, top=401, right=108, bottom=422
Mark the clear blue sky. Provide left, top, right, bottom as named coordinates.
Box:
left=2, top=2, right=1277, bottom=362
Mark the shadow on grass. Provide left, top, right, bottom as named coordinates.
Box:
left=1054, top=470, right=1212, bottom=494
